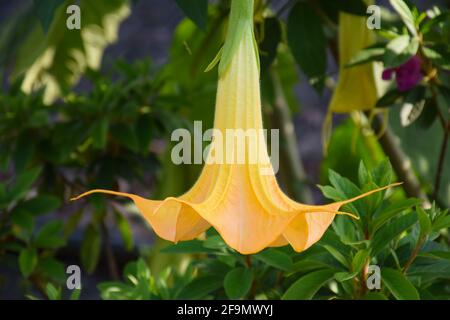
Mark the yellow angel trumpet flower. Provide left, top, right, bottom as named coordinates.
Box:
left=328, top=3, right=378, bottom=113
left=72, top=0, right=400, bottom=254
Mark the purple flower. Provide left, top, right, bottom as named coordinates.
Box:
left=382, top=56, right=423, bottom=92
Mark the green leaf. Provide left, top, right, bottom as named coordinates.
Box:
left=91, top=118, right=109, bottom=149
left=371, top=212, right=417, bottom=255
left=38, top=256, right=66, bottom=282
left=14, top=134, right=35, bottom=173
left=362, top=292, right=388, bottom=300
left=81, top=224, right=102, bottom=274
left=64, top=210, right=84, bottom=237
left=111, top=123, right=139, bottom=152
left=33, top=0, right=64, bottom=33
left=15, top=0, right=130, bottom=103
left=400, top=86, right=427, bottom=127
left=318, top=0, right=368, bottom=17
left=321, top=245, right=349, bottom=269
left=376, top=89, right=403, bottom=108
left=224, top=268, right=254, bottom=299
left=46, top=283, right=61, bottom=300
left=260, top=17, right=281, bottom=73
left=352, top=249, right=369, bottom=274
left=15, top=195, right=61, bottom=215
left=432, top=215, right=450, bottom=232
left=381, top=267, right=419, bottom=300
left=420, top=12, right=450, bottom=34
left=383, top=35, right=419, bottom=68
left=136, top=115, right=153, bottom=152
left=203, top=235, right=227, bottom=250
left=161, top=240, right=216, bottom=254
left=177, top=276, right=223, bottom=299
left=19, top=248, right=38, bottom=277
left=254, top=248, right=293, bottom=271
left=371, top=198, right=421, bottom=233
left=12, top=210, right=34, bottom=232
left=175, top=0, right=208, bottom=31
left=9, top=167, right=42, bottom=201
left=416, top=207, right=432, bottom=237
left=287, top=2, right=326, bottom=91
left=70, top=289, right=81, bottom=300
left=346, top=46, right=385, bottom=68
left=34, top=221, right=66, bottom=249
left=290, top=260, right=332, bottom=274
left=417, top=98, right=438, bottom=129
left=114, top=211, right=134, bottom=251
left=282, top=269, right=336, bottom=300
left=389, top=0, right=417, bottom=36
left=358, top=161, right=370, bottom=186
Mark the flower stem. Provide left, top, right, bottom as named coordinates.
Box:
left=371, top=113, right=429, bottom=203
left=402, top=236, right=426, bottom=274
left=433, top=124, right=449, bottom=201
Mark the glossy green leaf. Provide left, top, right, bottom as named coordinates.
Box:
left=15, top=195, right=61, bottom=216
left=389, top=0, right=417, bottom=36
left=383, top=35, right=419, bottom=68
left=254, top=248, right=293, bottom=271
left=381, top=267, right=419, bottom=300
left=177, top=276, right=223, bottom=299
left=162, top=240, right=216, bottom=254
left=371, top=212, right=417, bottom=255
left=33, top=0, right=64, bottom=33
left=282, top=269, right=335, bottom=300
left=81, top=224, right=102, bottom=274
left=19, top=248, right=38, bottom=277
left=91, top=118, right=109, bottom=149
left=287, top=2, right=326, bottom=90
left=34, top=221, right=66, bottom=249
left=9, top=167, right=42, bottom=202
left=259, top=17, right=281, bottom=73
left=224, top=267, right=254, bottom=299
left=175, top=0, right=208, bottom=31
left=416, top=206, right=432, bottom=236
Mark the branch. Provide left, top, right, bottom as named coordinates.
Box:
left=101, top=220, right=120, bottom=280
left=433, top=126, right=449, bottom=200
left=371, top=113, right=430, bottom=205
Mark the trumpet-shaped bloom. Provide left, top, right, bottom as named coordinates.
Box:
left=329, top=6, right=378, bottom=113
left=72, top=0, right=400, bottom=254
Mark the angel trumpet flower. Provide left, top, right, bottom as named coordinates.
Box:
left=323, top=2, right=383, bottom=152
left=72, top=0, right=400, bottom=254
left=328, top=2, right=378, bottom=113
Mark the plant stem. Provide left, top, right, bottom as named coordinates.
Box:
left=433, top=125, right=449, bottom=201
left=101, top=221, right=120, bottom=280
left=371, top=113, right=430, bottom=204
left=402, top=236, right=426, bottom=274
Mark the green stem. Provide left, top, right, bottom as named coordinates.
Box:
left=402, top=236, right=426, bottom=274
left=371, top=113, right=430, bottom=204
left=219, top=0, right=255, bottom=75
left=433, top=123, right=449, bottom=201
